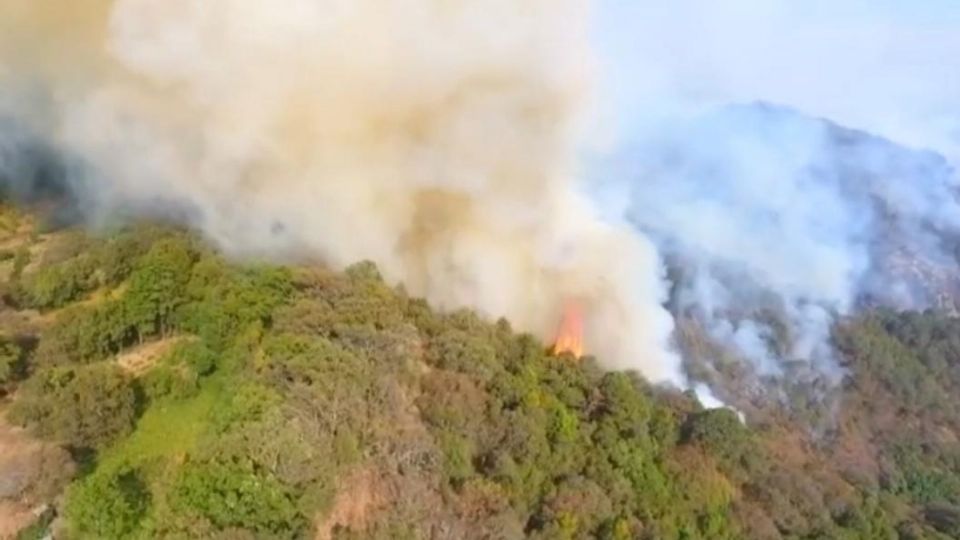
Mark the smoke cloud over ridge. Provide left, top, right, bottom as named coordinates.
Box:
left=593, top=0, right=960, bottom=393
left=3, top=0, right=960, bottom=402
left=0, top=1, right=680, bottom=383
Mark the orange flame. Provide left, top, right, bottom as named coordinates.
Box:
left=552, top=300, right=584, bottom=359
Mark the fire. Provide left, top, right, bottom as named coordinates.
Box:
left=552, top=300, right=584, bottom=359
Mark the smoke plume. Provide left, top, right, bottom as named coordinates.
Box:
left=0, top=1, right=681, bottom=383
left=593, top=0, right=960, bottom=395
left=5, top=0, right=960, bottom=406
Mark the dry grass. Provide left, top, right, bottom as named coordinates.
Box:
left=117, top=336, right=187, bottom=376
left=314, top=468, right=389, bottom=540
left=0, top=415, right=52, bottom=539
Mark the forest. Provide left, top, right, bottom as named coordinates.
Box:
left=1, top=205, right=960, bottom=539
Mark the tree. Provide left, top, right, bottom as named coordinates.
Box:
left=681, top=408, right=757, bottom=478
left=66, top=465, right=150, bottom=539
left=0, top=336, right=21, bottom=384
left=10, top=363, right=137, bottom=449
left=172, top=457, right=306, bottom=538
left=124, top=238, right=196, bottom=340
left=11, top=246, right=30, bottom=280
left=95, top=225, right=174, bottom=285
left=33, top=301, right=134, bottom=367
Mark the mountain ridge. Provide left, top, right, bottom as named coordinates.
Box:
left=0, top=207, right=960, bottom=538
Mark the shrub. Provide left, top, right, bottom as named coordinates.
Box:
left=66, top=465, right=150, bottom=539
left=172, top=457, right=306, bottom=538
left=10, top=363, right=137, bottom=449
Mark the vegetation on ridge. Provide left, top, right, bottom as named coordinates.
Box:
left=0, top=206, right=959, bottom=539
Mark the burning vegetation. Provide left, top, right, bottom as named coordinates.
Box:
left=552, top=300, right=584, bottom=359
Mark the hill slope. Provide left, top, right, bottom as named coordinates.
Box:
left=0, top=208, right=959, bottom=539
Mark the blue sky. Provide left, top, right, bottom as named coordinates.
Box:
left=591, top=0, right=960, bottom=159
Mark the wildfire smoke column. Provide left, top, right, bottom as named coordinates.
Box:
left=0, top=0, right=682, bottom=386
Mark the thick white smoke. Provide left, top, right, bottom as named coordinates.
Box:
left=5, top=0, right=960, bottom=405
left=0, top=1, right=681, bottom=384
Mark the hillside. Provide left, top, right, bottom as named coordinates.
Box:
left=0, top=206, right=959, bottom=539
left=616, top=102, right=960, bottom=418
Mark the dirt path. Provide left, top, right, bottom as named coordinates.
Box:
left=314, top=468, right=389, bottom=540
left=117, top=336, right=187, bottom=376
left=0, top=414, right=66, bottom=539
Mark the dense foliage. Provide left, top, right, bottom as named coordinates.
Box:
left=1, top=210, right=960, bottom=539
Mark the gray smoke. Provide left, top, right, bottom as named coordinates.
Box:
left=593, top=0, right=960, bottom=395
left=607, top=105, right=960, bottom=385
